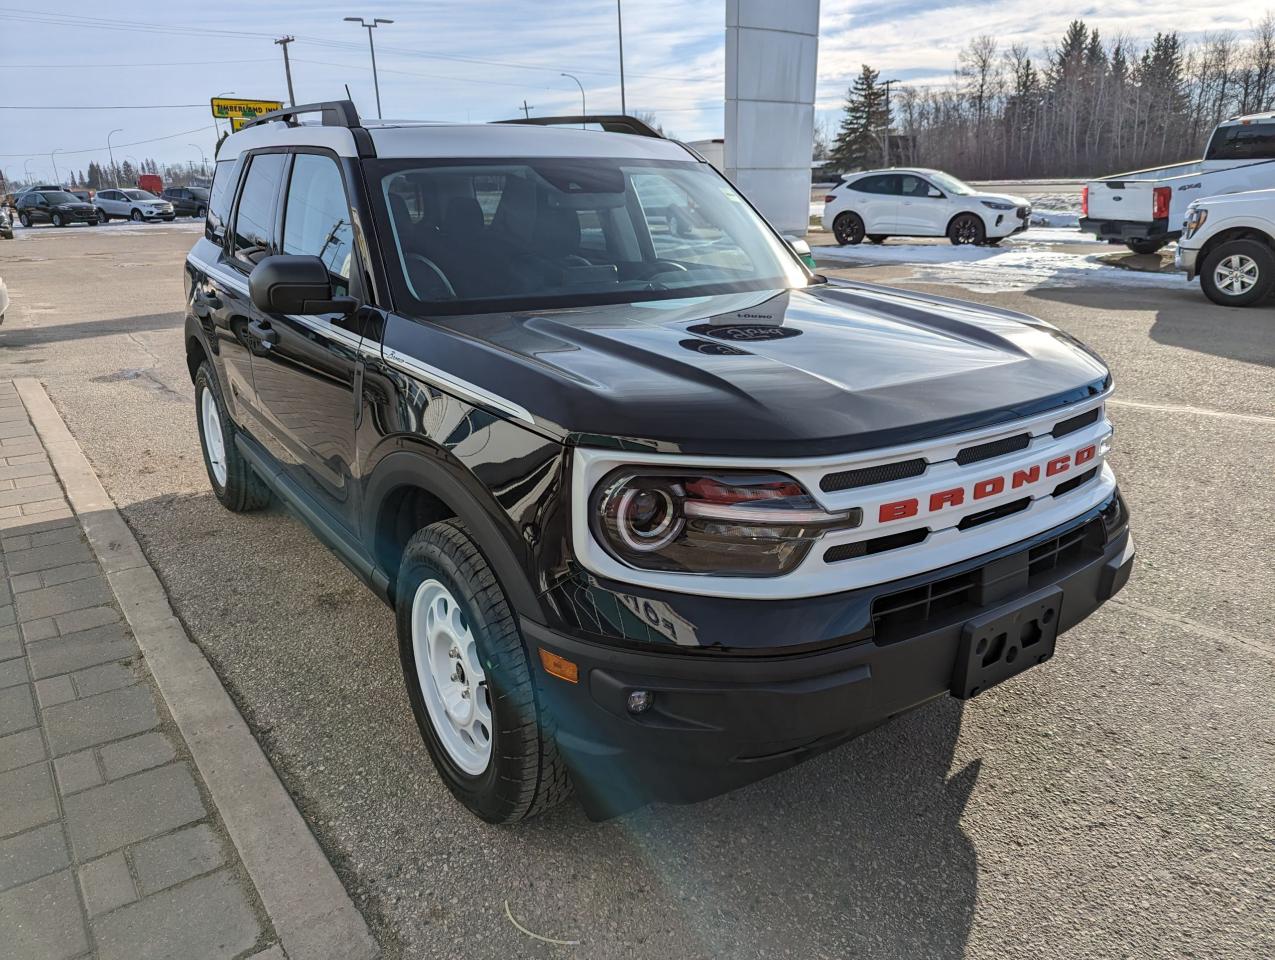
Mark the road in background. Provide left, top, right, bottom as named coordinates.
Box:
left=1, top=223, right=1272, bottom=960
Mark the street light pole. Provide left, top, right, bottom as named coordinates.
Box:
left=189, top=143, right=207, bottom=177
left=616, top=0, right=627, bottom=115
left=275, top=36, right=297, bottom=106
left=344, top=16, right=393, bottom=119
left=24, top=158, right=34, bottom=184
left=107, top=128, right=123, bottom=186
left=51, top=149, right=62, bottom=185
left=879, top=79, right=898, bottom=167
left=561, top=73, right=586, bottom=126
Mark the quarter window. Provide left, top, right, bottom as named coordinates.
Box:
left=232, top=153, right=285, bottom=267
left=281, top=154, right=354, bottom=293
left=206, top=159, right=237, bottom=243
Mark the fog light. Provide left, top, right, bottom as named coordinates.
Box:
left=626, top=690, right=653, bottom=714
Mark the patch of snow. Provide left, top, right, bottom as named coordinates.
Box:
left=810, top=201, right=824, bottom=221
left=15, top=220, right=204, bottom=239
left=1029, top=209, right=1080, bottom=228
left=1011, top=227, right=1093, bottom=245
left=813, top=240, right=1184, bottom=293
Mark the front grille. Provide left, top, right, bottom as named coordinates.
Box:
left=1051, top=466, right=1098, bottom=499
left=1051, top=407, right=1100, bottom=438
left=823, top=527, right=927, bottom=563
left=956, top=496, right=1030, bottom=530
left=820, top=458, right=925, bottom=493
left=956, top=433, right=1030, bottom=466
left=870, top=516, right=1105, bottom=645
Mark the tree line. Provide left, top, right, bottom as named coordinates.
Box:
left=822, top=17, right=1275, bottom=179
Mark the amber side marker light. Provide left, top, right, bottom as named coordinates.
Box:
left=538, top=648, right=579, bottom=684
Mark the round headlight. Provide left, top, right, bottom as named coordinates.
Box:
left=609, top=483, right=683, bottom=552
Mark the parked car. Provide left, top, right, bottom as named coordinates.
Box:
left=14, top=190, right=100, bottom=227
left=95, top=188, right=175, bottom=223
left=1174, top=187, right=1275, bottom=306
left=0, top=210, right=13, bottom=240
left=71, top=189, right=93, bottom=203
left=185, top=101, right=1132, bottom=824
left=823, top=168, right=1031, bottom=246
left=16, top=183, right=64, bottom=196
left=1081, top=112, right=1275, bottom=254
left=161, top=185, right=210, bottom=218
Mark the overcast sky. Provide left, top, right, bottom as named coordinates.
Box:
left=0, top=1, right=1266, bottom=180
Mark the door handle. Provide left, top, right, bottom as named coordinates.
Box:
left=248, top=319, right=279, bottom=348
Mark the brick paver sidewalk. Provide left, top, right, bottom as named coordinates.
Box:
left=0, top=380, right=282, bottom=960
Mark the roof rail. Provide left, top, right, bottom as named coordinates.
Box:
left=241, top=99, right=361, bottom=131
left=494, top=114, right=664, bottom=139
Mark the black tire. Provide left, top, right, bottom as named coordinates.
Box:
left=51, top=213, right=63, bottom=228
left=96, top=209, right=108, bottom=223
left=1125, top=238, right=1166, bottom=255
left=131, top=209, right=143, bottom=222
left=18, top=213, right=30, bottom=228
left=193, top=362, right=272, bottom=512
left=948, top=213, right=985, bottom=245
left=832, top=211, right=865, bottom=246
left=396, top=518, right=571, bottom=824
left=867, top=235, right=888, bottom=244
left=1199, top=239, right=1275, bottom=308
left=195, top=206, right=206, bottom=219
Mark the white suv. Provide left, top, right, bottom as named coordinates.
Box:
left=94, top=188, right=175, bottom=223
left=824, top=169, right=1030, bottom=246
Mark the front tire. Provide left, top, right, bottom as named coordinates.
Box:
left=18, top=213, right=30, bottom=228
left=96, top=209, right=108, bottom=223
left=948, top=213, right=985, bottom=245
left=396, top=518, right=571, bottom=824
left=1200, top=239, right=1275, bottom=307
left=832, top=211, right=865, bottom=246
left=194, top=362, right=272, bottom=512
left=51, top=213, right=63, bottom=227
left=1125, top=238, right=1166, bottom=255
left=131, top=209, right=143, bottom=222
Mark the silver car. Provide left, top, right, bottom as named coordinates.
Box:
left=95, top=189, right=175, bottom=223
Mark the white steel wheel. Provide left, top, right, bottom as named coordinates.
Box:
left=1214, top=254, right=1259, bottom=296
left=199, top=386, right=228, bottom=487
left=411, top=578, right=493, bottom=776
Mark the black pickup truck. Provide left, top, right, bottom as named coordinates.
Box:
left=184, top=101, right=1134, bottom=823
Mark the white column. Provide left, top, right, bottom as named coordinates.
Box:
left=724, top=0, right=820, bottom=236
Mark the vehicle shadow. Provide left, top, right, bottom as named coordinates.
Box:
left=1024, top=285, right=1275, bottom=368
left=0, top=312, right=180, bottom=349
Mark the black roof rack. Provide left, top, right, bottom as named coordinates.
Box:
left=241, top=99, right=361, bottom=131
left=494, top=114, right=664, bottom=139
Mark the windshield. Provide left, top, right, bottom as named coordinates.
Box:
left=927, top=172, right=975, bottom=196
left=373, top=157, right=809, bottom=315
left=43, top=191, right=79, bottom=204
left=124, top=190, right=157, bottom=200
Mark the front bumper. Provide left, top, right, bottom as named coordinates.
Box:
left=1174, top=244, right=1200, bottom=278
left=528, top=495, right=1133, bottom=819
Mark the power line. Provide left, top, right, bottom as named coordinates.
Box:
left=0, top=58, right=275, bottom=68
left=0, top=104, right=207, bottom=110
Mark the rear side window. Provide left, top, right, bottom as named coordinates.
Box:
left=1206, top=122, right=1275, bottom=161
left=206, top=159, right=239, bottom=244
left=232, top=153, right=286, bottom=268
left=851, top=174, right=899, bottom=195
left=281, top=154, right=355, bottom=293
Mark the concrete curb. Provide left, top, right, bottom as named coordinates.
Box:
left=14, top=378, right=379, bottom=960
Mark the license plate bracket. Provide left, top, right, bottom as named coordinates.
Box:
left=952, top=586, right=1063, bottom=700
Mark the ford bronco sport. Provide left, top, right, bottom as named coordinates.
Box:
left=184, top=101, right=1134, bottom=823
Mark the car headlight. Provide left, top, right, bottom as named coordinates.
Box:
left=1184, top=207, right=1208, bottom=239
left=980, top=200, right=1016, bottom=211
left=590, top=469, right=861, bottom=576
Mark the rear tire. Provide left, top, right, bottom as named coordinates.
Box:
left=195, top=206, right=206, bottom=219
left=1125, top=238, right=1165, bottom=255
left=18, top=213, right=30, bottom=228
left=867, top=235, right=888, bottom=244
left=194, top=362, right=272, bottom=512
left=396, top=518, right=571, bottom=824
left=1200, top=239, right=1275, bottom=307
left=832, top=212, right=865, bottom=246
left=948, top=213, right=985, bottom=245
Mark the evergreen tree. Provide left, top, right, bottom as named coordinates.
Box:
left=829, top=65, right=889, bottom=170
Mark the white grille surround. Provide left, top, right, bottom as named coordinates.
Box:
left=571, top=391, right=1116, bottom=600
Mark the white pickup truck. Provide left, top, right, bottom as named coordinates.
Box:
left=1080, top=112, right=1275, bottom=254
left=1174, top=187, right=1275, bottom=307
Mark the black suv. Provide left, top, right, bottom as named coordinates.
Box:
left=184, top=101, right=1134, bottom=823
left=15, top=190, right=99, bottom=227
left=162, top=185, right=210, bottom=218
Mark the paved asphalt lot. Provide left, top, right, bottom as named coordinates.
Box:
left=1, top=222, right=1272, bottom=960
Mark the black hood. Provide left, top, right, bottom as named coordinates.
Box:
left=390, top=283, right=1109, bottom=457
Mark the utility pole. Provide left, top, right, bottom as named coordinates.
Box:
left=344, top=17, right=393, bottom=119
left=275, top=36, right=297, bottom=106
left=107, top=129, right=122, bottom=186
left=616, top=0, right=627, bottom=115
left=51, top=149, right=62, bottom=185
left=520, top=99, right=533, bottom=119
left=880, top=79, right=898, bottom=167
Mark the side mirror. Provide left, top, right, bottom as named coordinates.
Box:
left=249, top=255, right=355, bottom=315
left=783, top=235, right=817, bottom=270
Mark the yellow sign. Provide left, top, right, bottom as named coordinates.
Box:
left=230, top=117, right=254, bottom=132
left=210, top=98, right=283, bottom=125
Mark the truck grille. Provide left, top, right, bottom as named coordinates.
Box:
left=820, top=458, right=925, bottom=492
left=956, top=432, right=1030, bottom=465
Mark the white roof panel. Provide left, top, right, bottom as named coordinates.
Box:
left=369, top=123, right=695, bottom=161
